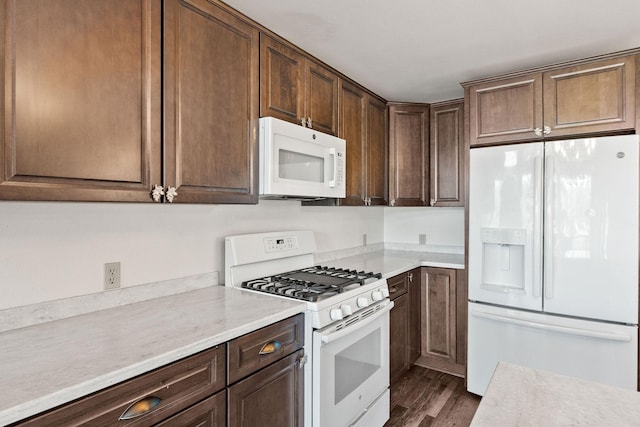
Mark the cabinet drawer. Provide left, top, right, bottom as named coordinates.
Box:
left=14, top=346, right=225, bottom=427
left=387, top=273, right=408, bottom=300
left=228, top=314, right=304, bottom=384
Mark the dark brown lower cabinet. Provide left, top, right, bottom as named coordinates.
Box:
left=155, top=390, right=226, bottom=426
left=417, top=267, right=465, bottom=377
left=228, top=349, right=305, bottom=427
left=390, top=291, right=409, bottom=384
left=389, top=268, right=421, bottom=384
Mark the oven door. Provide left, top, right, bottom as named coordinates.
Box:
left=313, top=301, right=392, bottom=427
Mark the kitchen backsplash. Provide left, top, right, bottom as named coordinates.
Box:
left=0, top=201, right=463, bottom=310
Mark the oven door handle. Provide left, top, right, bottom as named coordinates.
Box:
left=320, top=301, right=394, bottom=345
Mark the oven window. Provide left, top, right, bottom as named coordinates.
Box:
left=279, top=149, right=324, bottom=182
left=334, top=329, right=381, bottom=404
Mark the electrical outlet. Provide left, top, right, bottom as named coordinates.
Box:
left=419, top=234, right=427, bottom=245
left=362, top=233, right=368, bottom=246
left=104, top=262, right=121, bottom=290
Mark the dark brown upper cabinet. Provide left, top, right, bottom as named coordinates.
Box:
left=0, top=0, right=162, bottom=202
left=0, top=0, right=260, bottom=204
left=466, top=53, right=637, bottom=147
left=260, top=34, right=338, bottom=136
left=388, top=100, right=464, bottom=208
left=164, top=0, right=259, bottom=204
left=336, top=80, right=388, bottom=206
left=430, top=99, right=464, bottom=207
left=388, top=103, right=430, bottom=207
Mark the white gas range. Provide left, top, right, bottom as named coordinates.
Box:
left=225, top=230, right=392, bottom=427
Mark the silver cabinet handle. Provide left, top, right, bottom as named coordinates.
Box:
left=301, top=117, right=306, bottom=127
left=534, top=128, right=543, bottom=137
left=408, top=273, right=414, bottom=282
left=543, top=125, right=551, bottom=135
left=390, top=199, right=395, bottom=206
left=430, top=198, right=436, bottom=207
left=307, top=117, right=312, bottom=128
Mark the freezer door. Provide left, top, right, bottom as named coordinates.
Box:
left=467, top=302, right=638, bottom=396
left=469, top=143, right=543, bottom=310
left=544, top=135, right=639, bottom=324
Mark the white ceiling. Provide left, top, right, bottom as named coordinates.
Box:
left=223, top=0, right=640, bottom=103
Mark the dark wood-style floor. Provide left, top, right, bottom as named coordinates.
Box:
left=385, top=365, right=481, bottom=427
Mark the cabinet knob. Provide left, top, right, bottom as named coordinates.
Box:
left=534, top=127, right=543, bottom=137
left=430, top=198, right=436, bottom=207
left=390, top=199, right=395, bottom=207
left=301, top=117, right=307, bottom=127
left=165, top=186, right=178, bottom=203
left=307, top=117, right=312, bottom=128
left=151, top=185, right=164, bottom=202
left=408, top=273, right=414, bottom=282
left=543, top=125, right=551, bottom=135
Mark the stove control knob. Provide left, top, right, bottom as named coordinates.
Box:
left=380, top=288, right=390, bottom=298
left=341, top=304, right=353, bottom=317
left=357, top=296, right=369, bottom=308
left=371, top=290, right=383, bottom=301
left=330, top=307, right=344, bottom=321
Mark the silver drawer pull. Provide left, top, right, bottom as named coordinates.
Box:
left=259, top=340, right=282, bottom=355
left=119, top=396, right=161, bottom=420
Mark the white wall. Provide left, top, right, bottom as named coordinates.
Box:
left=0, top=200, right=384, bottom=310
left=384, top=207, right=464, bottom=246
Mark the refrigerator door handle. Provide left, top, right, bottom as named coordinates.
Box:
left=544, top=154, right=555, bottom=300
left=470, top=310, right=633, bottom=342
left=532, top=155, right=543, bottom=298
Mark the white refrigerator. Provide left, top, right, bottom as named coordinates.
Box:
left=467, top=135, right=639, bottom=396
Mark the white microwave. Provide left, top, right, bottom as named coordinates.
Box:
left=259, top=117, right=346, bottom=199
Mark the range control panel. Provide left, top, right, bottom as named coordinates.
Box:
left=264, top=235, right=299, bottom=253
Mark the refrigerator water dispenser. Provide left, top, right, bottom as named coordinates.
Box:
left=480, top=228, right=526, bottom=292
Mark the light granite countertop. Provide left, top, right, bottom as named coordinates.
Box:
left=471, top=362, right=640, bottom=427
left=319, top=249, right=465, bottom=277
left=0, top=286, right=305, bottom=426
left=0, top=247, right=461, bottom=425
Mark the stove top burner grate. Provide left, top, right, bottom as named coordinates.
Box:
left=241, top=266, right=383, bottom=302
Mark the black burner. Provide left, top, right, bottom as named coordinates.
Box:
left=241, top=266, right=382, bottom=302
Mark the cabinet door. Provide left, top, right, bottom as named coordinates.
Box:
left=468, top=73, right=543, bottom=146
left=164, top=0, right=259, bottom=204
left=421, top=268, right=457, bottom=368
left=366, top=95, right=388, bottom=206
left=0, top=0, right=161, bottom=202
left=388, top=104, right=429, bottom=207
left=389, top=292, right=409, bottom=385
left=543, top=55, right=636, bottom=138
left=338, top=80, right=367, bottom=206
left=305, top=60, right=339, bottom=135
left=260, top=34, right=305, bottom=125
left=155, top=390, right=226, bottom=427
left=228, top=349, right=304, bottom=427
left=430, top=100, right=464, bottom=207
left=407, top=268, right=422, bottom=365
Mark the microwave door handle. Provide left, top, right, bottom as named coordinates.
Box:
left=328, top=147, right=337, bottom=188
